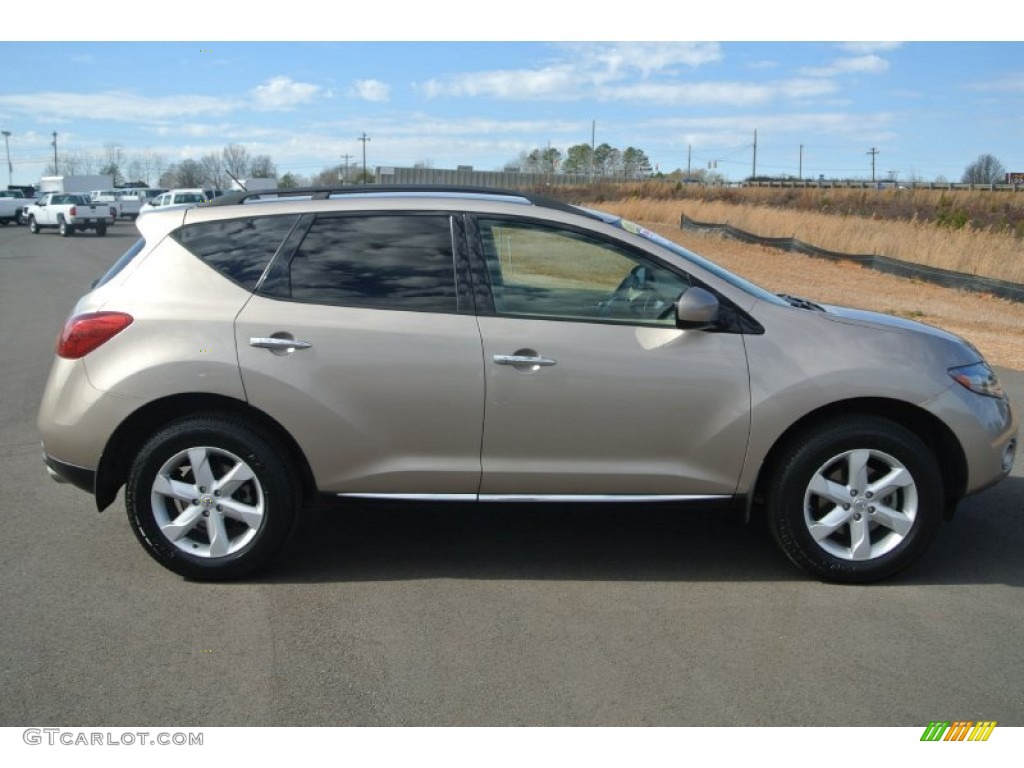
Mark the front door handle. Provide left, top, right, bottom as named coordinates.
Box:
left=492, top=349, right=557, bottom=373
left=493, top=354, right=557, bottom=366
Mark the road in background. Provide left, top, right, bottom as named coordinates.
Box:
left=1, top=224, right=1021, bottom=726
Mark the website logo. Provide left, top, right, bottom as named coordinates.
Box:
left=920, top=721, right=997, bottom=742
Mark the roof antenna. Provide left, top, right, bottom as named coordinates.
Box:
left=225, top=170, right=247, bottom=192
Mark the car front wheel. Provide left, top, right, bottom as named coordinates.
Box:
left=125, top=415, right=299, bottom=580
left=765, top=415, right=943, bottom=583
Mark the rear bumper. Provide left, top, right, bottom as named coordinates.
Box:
left=42, top=450, right=95, bottom=494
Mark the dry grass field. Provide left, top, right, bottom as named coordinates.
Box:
left=599, top=197, right=1024, bottom=284
left=594, top=204, right=1024, bottom=371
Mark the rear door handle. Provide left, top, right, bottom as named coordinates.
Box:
left=249, top=337, right=313, bottom=350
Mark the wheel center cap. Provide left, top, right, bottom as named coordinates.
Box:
left=853, top=498, right=868, bottom=512
left=201, top=496, right=215, bottom=508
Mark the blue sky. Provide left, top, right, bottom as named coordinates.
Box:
left=2, top=12, right=1022, bottom=186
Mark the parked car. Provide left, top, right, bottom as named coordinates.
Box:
left=138, top=188, right=216, bottom=216
left=37, top=186, right=1018, bottom=582
left=0, top=189, right=25, bottom=225
left=25, top=192, right=114, bottom=235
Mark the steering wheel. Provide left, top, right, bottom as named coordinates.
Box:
left=600, top=265, right=673, bottom=320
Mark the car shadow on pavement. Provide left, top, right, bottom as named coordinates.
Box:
left=255, top=476, right=1024, bottom=586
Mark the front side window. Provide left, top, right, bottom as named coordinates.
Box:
left=477, top=218, right=690, bottom=325
left=261, top=214, right=458, bottom=313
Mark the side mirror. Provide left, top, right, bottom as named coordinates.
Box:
left=675, top=287, right=719, bottom=330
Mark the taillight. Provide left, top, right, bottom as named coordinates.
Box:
left=70, top=205, right=77, bottom=216
left=57, top=312, right=133, bottom=359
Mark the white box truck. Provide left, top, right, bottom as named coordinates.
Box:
left=39, top=175, right=115, bottom=195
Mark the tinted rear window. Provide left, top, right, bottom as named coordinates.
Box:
left=172, top=215, right=300, bottom=290
left=260, top=214, right=457, bottom=313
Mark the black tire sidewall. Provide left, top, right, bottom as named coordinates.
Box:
left=125, top=416, right=297, bottom=580
left=766, top=417, right=944, bottom=583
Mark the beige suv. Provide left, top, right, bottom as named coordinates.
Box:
left=37, top=187, right=1018, bottom=582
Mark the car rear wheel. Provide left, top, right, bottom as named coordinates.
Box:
left=125, top=415, right=299, bottom=580
left=765, top=415, right=943, bottom=583
left=59, top=219, right=71, bottom=237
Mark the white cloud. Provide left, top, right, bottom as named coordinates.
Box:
left=0, top=91, right=236, bottom=122
left=418, top=42, right=723, bottom=101
left=801, top=55, right=890, bottom=77
left=250, top=76, right=320, bottom=110
left=965, top=72, right=1024, bottom=93
left=350, top=79, right=391, bottom=102
left=839, top=42, right=903, bottom=54
left=420, top=66, right=581, bottom=100
left=570, top=42, right=723, bottom=78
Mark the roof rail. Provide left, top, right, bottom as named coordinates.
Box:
left=204, top=184, right=585, bottom=216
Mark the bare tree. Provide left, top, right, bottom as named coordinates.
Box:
left=221, top=144, right=250, bottom=179
left=101, top=143, right=126, bottom=185
left=161, top=159, right=206, bottom=188
left=962, top=154, right=1006, bottom=184
left=125, top=158, right=145, bottom=186
left=60, top=149, right=99, bottom=176
left=200, top=153, right=226, bottom=189
left=142, top=150, right=165, bottom=187
left=249, top=154, right=276, bottom=178
left=310, top=164, right=345, bottom=186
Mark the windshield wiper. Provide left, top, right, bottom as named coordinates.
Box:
left=778, top=294, right=825, bottom=312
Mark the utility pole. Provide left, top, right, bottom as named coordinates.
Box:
left=52, top=131, right=59, bottom=175
left=357, top=133, right=370, bottom=182
left=340, top=153, right=353, bottom=184
left=799, top=144, right=803, bottom=181
left=590, top=119, right=595, bottom=184
left=867, top=147, right=880, bottom=182
left=687, top=144, right=692, bottom=180
left=752, top=129, right=758, bottom=179
left=1, top=130, right=11, bottom=186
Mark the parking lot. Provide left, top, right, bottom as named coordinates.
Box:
left=1, top=222, right=1022, bottom=727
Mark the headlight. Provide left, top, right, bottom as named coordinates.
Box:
left=949, top=362, right=1005, bottom=399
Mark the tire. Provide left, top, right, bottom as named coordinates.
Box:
left=0, top=219, right=8, bottom=226
left=764, top=415, right=943, bottom=583
left=59, top=218, right=71, bottom=237
left=96, top=224, right=107, bottom=236
left=29, top=216, right=39, bottom=234
left=125, top=414, right=300, bottom=580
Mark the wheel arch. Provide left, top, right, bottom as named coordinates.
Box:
left=95, top=393, right=317, bottom=512
left=752, top=397, right=968, bottom=519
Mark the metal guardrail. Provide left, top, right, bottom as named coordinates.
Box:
left=680, top=214, right=1024, bottom=303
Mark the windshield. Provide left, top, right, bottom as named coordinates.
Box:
left=578, top=207, right=788, bottom=307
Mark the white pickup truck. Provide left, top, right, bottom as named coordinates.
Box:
left=0, top=189, right=25, bottom=226
left=26, top=192, right=114, bottom=236
left=89, top=188, right=167, bottom=221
